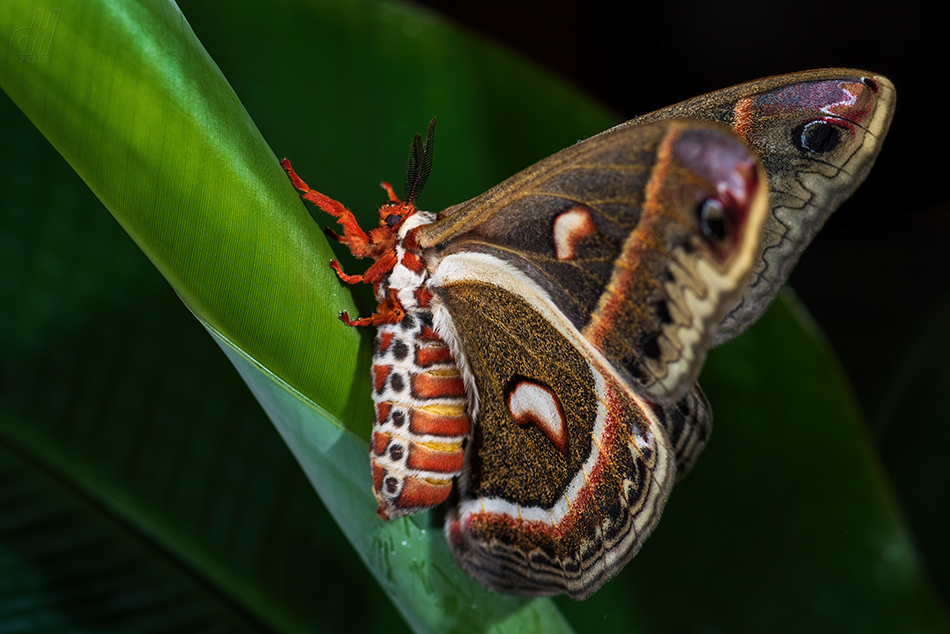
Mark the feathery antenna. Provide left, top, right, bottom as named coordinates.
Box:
left=404, top=117, right=436, bottom=205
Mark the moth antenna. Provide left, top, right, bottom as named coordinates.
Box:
left=405, top=132, right=423, bottom=203
left=418, top=117, right=436, bottom=196
left=404, top=117, right=436, bottom=205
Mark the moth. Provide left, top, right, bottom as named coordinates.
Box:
left=282, top=68, right=894, bottom=600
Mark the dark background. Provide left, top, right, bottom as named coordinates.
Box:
left=417, top=0, right=950, bottom=605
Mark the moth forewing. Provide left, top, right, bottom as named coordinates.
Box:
left=607, top=69, right=895, bottom=343
left=422, top=119, right=770, bottom=405
left=594, top=121, right=770, bottom=402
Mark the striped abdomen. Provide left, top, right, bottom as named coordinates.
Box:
left=369, top=305, right=471, bottom=520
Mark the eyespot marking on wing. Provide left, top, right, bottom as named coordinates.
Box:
left=553, top=205, right=597, bottom=260
left=506, top=378, right=569, bottom=455
left=794, top=118, right=845, bottom=154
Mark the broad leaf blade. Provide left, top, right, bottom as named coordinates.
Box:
left=1, top=0, right=373, bottom=432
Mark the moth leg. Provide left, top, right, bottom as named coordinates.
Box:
left=328, top=245, right=398, bottom=286
left=281, top=158, right=375, bottom=259
left=329, top=259, right=365, bottom=285
left=380, top=181, right=401, bottom=203
left=281, top=157, right=313, bottom=194
left=339, top=289, right=405, bottom=327
left=358, top=249, right=399, bottom=284
left=338, top=311, right=373, bottom=327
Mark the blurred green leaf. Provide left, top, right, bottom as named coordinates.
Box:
left=1, top=0, right=947, bottom=633
left=873, top=290, right=950, bottom=606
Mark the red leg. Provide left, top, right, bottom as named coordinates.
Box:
left=281, top=158, right=311, bottom=193
left=281, top=158, right=374, bottom=258
left=283, top=158, right=406, bottom=329
left=328, top=248, right=397, bottom=286
left=380, top=181, right=401, bottom=203
left=330, top=260, right=365, bottom=285
left=339, top=289, right=406, bottom=327
left=359, top=250, right=399, bottom=285
left=339, top=311, right=375, bottom=327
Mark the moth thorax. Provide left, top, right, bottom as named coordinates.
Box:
left=397, top=209, right=436, bottom=238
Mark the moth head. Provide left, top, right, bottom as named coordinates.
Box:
left=379, top=199, right=417, bottom=231
left=376, top=118, right=437, bottom=232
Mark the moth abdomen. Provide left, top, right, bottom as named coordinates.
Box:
left=370, top=317, right=472, bottom=520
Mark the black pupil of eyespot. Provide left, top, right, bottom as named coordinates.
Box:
left=796, top=120, right=841, bottom=154
left=698, top=199, right=728, bottom=242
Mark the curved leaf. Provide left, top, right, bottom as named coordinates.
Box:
left=1, top=0, right=371, bottom=431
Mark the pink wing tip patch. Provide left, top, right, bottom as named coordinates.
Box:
left=553, top=205, right=596, bottom=260
left=507, top=379, right=569, bottom=455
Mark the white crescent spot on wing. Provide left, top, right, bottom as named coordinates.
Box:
left=553, top=205, right=596, bottom=261
left=508, top=380, right=568, bottom=454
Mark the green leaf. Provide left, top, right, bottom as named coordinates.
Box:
left=1, top=0, right=946, bottom=633
left=1, top=0, right=372, bottom=431
left=873, top=291, right=950, bottom=606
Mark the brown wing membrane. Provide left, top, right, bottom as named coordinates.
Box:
left=419, top=120, right=768, bottom=403
left=615, top=68, right=895, bottom=343
left=431, top=262, right=714, bottom=598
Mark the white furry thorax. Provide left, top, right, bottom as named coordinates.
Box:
left=382, top=209, right=480, bottom=421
